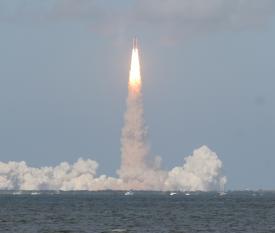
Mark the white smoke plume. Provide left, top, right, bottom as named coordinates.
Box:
left=0, top=158, right=123, bottom=191
left=118, top=74, right=149, bottom=180
left=0, top=146, right=225, bottom=191
left=117, top=82, right=167, bottom=190
left=165, top=146, right=226, bottom=191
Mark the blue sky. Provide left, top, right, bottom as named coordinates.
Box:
left=0, top=0, right=274, bottom=190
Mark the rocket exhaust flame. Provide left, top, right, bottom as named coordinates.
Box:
left=129, top=40, right=141, bottom=92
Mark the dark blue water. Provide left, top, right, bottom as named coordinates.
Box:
left=0, top=191, right=275, bottom=233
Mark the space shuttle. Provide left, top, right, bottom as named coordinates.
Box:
left=133, top=37, right=138, bottom=49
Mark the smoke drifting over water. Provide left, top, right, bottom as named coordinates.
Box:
left=0, top=42, right=226, bottom=191
left=0, top=146, right=226, bottom=191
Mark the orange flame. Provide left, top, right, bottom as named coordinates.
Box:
left=129, top=47, right=141, bottom=92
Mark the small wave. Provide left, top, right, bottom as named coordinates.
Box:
left=30, top=192, right=40, bottom=195
left=169, top=192, right=177, bottom=196
left=12, top=191, right=23, bottom=195
left=111, top=229, right=127, bottom=232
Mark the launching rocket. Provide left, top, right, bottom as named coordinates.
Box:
left=133, top=37, right=138, bottom=49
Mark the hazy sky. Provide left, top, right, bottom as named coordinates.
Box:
left=0, top=0, right=275, bottom=190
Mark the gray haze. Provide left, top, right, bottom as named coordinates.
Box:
left=0, top=0, right=274, bottom=190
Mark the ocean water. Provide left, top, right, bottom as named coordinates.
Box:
left=0, top=191, right=275, bottom=233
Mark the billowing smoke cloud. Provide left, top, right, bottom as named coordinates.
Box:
left=0, top=158, right=123, bottom=191
left=0, top=145, right=225, bottom=191
left=165, top=146, right=227, bottom=191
